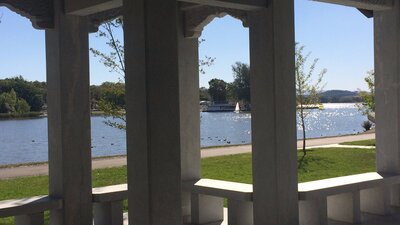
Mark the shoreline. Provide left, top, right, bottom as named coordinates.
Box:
left=0, top=131, right=375, bottom=179
left=0, top=131, right=375, bottom=169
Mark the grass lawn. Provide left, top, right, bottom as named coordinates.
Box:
left=0, top=147, right=376, bottom=224
left=340, top=139, right=376, bottom=146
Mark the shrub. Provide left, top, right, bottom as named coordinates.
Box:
left=362, top=120, right=373, bottom=131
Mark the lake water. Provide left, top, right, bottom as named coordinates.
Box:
left=0, top=103, right=367, bottom=165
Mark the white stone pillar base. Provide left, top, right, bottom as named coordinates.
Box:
left=15, top=212, right=44, bottom=225
left=299, top=198, right=327, bottom=225
left=191, top=194, right=223, bottom=225
left=361, top=186, right=391, bottom=215
left=328, top=191, right=361, bottom=223
left=93, top=201, right=123, bottom=225
left=227, top=199, right=253, bottom=225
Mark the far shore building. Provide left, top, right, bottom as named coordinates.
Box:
left=1, top=0, right=400, bottom=224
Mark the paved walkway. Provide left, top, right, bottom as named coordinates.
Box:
left=0, top=132, right=375, bottom=180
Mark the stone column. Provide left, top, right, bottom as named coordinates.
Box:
left=177, top=10, right=202, bottom=224
left=374, top=0, right=400, bottom=205
left=248, top=0, right=298, bottom=224
left=123, top=1, right=183, bottom=225
left=375, top=1, right=400, bottom=173
left=45, top=0, right=92, bottom=224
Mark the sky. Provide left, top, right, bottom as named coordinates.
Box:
left=0, top=0, right=373, bottom=91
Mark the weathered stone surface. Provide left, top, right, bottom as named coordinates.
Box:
left=313, top=0, right=393, bottom=11
left=249, top=0, right=298, bottom=224
left=46, top=0, right=92, bottom=223
left=124, top=0, right=183, bottom=224
left=0, top=0, right=53, bottom=29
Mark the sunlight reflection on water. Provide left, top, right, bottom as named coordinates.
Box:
left=0, top=103, right=367, bottom=165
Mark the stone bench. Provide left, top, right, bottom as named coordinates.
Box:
left=0, top=195, right=62, bottom=225
left=182, top=178, right=253, bottom=225
left=92, top=183, right=128, bottom=225
left=298, top=172, right=400, bottom=225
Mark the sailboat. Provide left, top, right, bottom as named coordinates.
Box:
left=234, top=102, right=240, bottom=113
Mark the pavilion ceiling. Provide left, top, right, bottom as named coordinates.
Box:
left=0, top=0, right=394, bottom=31
left=312, top=0, right=393, bottom=11
left=0, top=0, right=53, bottom=29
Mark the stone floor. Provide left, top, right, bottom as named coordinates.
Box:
left=329, top=213, right=400, bottom=225
left=123, top=210, right=400, bottom=225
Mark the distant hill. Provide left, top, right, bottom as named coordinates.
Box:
left=320, top=90, right=362, bottom=103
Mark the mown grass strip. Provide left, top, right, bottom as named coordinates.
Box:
left=0, top=147, right=376, bottom=224
left=339, top=139, right=376, bottom=146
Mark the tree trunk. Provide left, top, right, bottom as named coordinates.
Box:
left=301, top=115, right=306, bottom=156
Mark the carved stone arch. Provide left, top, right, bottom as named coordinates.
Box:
left=88, top=7, right=122, bottom=33
left=183, top=5, right=248, bottom=38
left=0, top=0, right=53, bottom=29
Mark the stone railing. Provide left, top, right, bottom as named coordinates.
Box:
left=0, top=184, right=128, bottom=225
left=2, top=172, right=400, bottom=225
left=182, top=179, right=253, bottom=225
left=183, top=172, right=400, bottom=225
left=298, top=172, right=400, bottom=225
left=92, top=184, right=128, bottom=225
left=0, top=196, right=62, bottom=224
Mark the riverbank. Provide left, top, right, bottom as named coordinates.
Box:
left=0, top=112, right=44, bottom=120
left=0, top=132, right=375, bottom=179
left=0, top=110, right=119, bottom=120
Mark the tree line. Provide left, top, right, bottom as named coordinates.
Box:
left=0, top=76, right=46, bottom=114
left=0, top=76, right=127, bottom=115
left=0, top=74, right=249, bottom=115
left=200, top=62, right=251, bottom=108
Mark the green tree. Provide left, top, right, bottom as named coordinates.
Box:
left=0, top=88, right=31, bottom=114
left=296, top=45, right=326, bottom=157
left=15, top=98, right=30, bottom=114
left=208, top=79, right=228, bottom=103
left=99, top=82, right=125, bottom=108
left=90, top=20, right=126, bottom=129
left=357, top=70, right=375, bottom=123
left=199, top=87, right=211, bottom=101
left=90, top=20, right=125, bottom=78
left=0, top=89, right=17, bottom=113
left=230, top=62, right=251, bottom=104
left=97, top=82, right=126, bottom=129
left=0, top=76, right=45, bottom=111
left=91, top=20, right=215, bottom=130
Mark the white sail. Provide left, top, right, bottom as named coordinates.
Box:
left=234, top=102, right=240, bottom=113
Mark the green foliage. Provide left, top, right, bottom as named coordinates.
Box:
left=90, top=20, right=125, bottom=77
left=199, top=87, right=211, bottom=101
left=0, top=89, right=31, bottom=114
left=358, top=71, right=375, bottom=122
left=98, top=99, right=126, bottom=130
left=362, top=120, right=373, bottom=131
left=0, top=76, right=45, bottom=112
left=90, top=82, right=126, bottom=129
left=90, top=20, right=219, bottom=131
left=0, top=89, right=17, bottom=113
left=229, top=62, right=250, bottom=104
left=296, top=44, right=326, bottom=157
left=98, top=82, right=125, bottom=108
left=295, top=45, right=326, bottom=108
left=0, top=112, right=42, bottom=119
left=198, top=39, right=216, bottom=74
left=15, top=98, right=30, bottom=114
left=208, top=79, right=228, bottom=103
